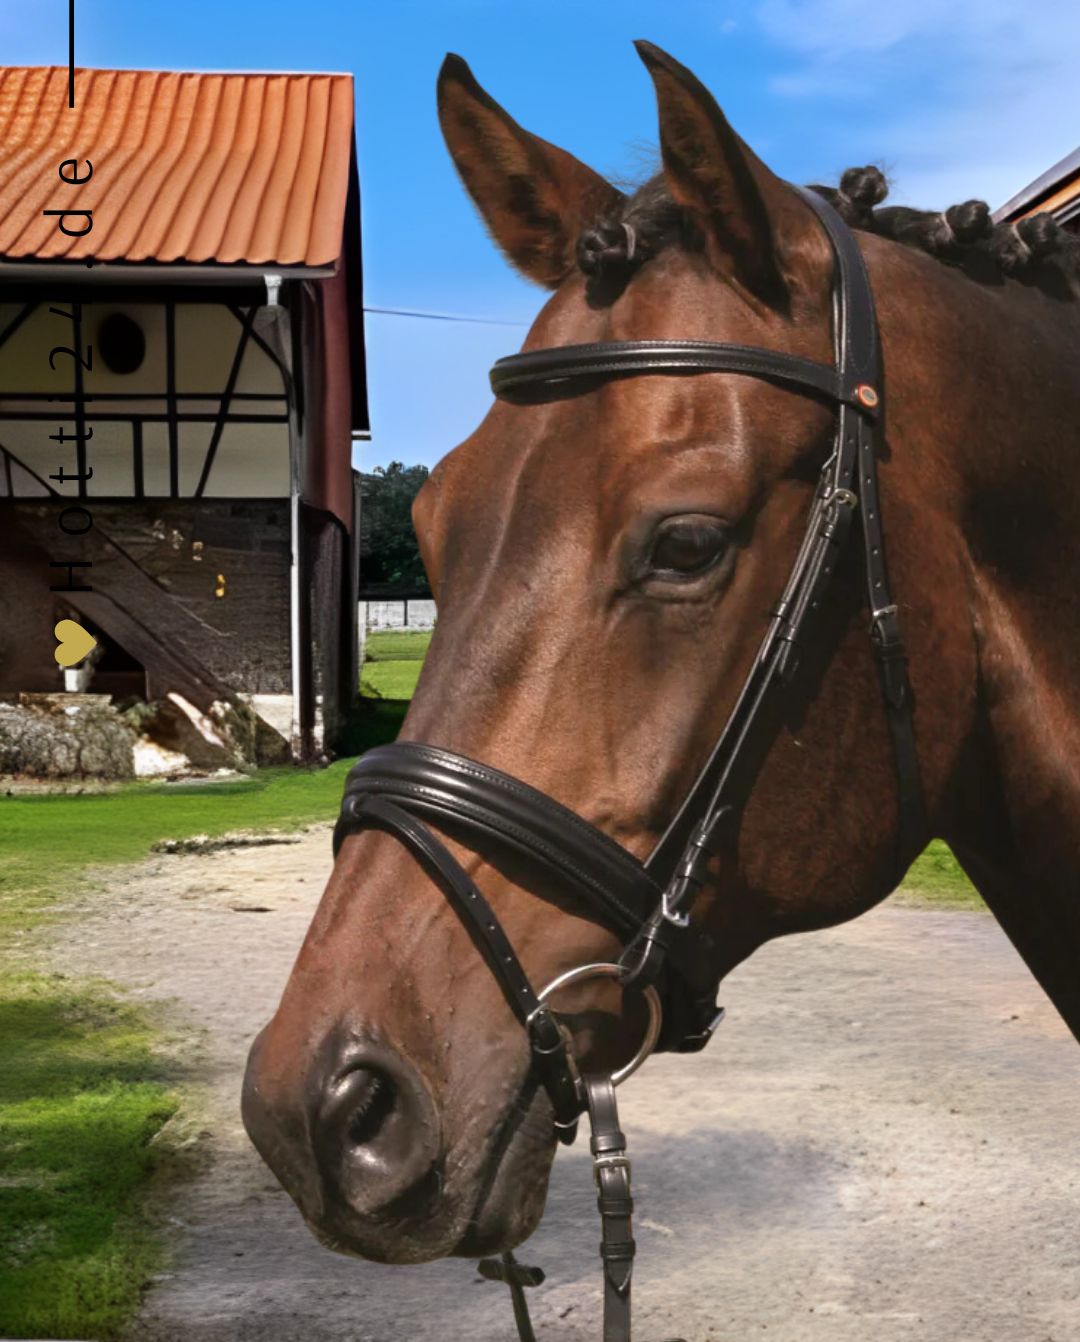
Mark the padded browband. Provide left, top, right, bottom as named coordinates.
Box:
left=336, top=742, right=663, bottom=938
left=490, top=338, right=880, bottom=414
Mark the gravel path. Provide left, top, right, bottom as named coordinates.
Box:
left=54, top=829, right=1080, bottom=1342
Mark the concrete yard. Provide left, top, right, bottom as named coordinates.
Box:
left=55, top=829, right=1080, bottom=1342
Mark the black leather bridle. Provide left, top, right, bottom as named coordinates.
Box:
left=334, top=186, right=925, bottom=1341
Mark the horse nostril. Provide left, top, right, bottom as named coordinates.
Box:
left=342, top=1068, right=397, bottom=1148
left=313, top=1040, right=441, bottom=1218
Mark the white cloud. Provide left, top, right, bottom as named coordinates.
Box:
left=755, top=0, right=1080, bottom=208
left=760, top=0, right=969, bottom=57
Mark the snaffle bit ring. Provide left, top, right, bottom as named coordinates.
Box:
left=534, top=962, right=662, bottom=1087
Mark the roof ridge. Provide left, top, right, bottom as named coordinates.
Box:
left=4, top=64, right=354, bottom=79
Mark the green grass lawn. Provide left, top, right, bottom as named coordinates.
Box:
left=0, top=701, right=406, bottom=1340
left=363, top=629, right=433, bottom=662
left=0, top=980, right=179, bottom=1340
left=4, top=765, right=345, bottom=914
left=901, top=838, right=982, bottom=908
left=360, top=628, right=432, bottom=701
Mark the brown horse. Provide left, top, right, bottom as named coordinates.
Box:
left=243, top=42, right=1080, bottom=1268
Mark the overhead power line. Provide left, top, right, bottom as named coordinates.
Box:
left=362, top=304, right=529, bottom=328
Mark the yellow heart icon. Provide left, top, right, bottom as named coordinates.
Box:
left=54, top=618, right=98, bottom=668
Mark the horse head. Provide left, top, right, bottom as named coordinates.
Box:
left=242, top=41, right=1078, bottom=1267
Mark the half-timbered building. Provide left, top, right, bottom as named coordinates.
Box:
left=0, top=66, right=367, bottom=763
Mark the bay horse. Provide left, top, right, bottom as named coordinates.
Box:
left=243, top=37, right=1080, bottom=1309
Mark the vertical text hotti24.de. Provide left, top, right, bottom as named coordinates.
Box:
left=45, top=157, right=96, bottom=599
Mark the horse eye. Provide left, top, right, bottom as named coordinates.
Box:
left=649, top=517, right=728, bottom=577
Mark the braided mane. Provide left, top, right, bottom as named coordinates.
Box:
left=576, top=166, right=1078, bottom=295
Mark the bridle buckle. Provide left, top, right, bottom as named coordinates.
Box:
left=870, top=603, right=902, bottom=650
left=592, top=1152, right=631, bottom=1190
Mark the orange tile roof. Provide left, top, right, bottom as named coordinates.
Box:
left=0, top=67, right=355, bottom=267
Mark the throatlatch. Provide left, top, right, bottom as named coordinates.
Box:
left=335, top=186, right=924, bottom=1342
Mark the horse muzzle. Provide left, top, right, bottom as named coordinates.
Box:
left=242, top=1026, right=458, bottom=1262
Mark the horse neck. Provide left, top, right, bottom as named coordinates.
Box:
left=873, top=239, right=1080, bottom=687
left=876, top=239, right=1080, bottom=1041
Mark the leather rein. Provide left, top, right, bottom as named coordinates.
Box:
left=334, top=186, right=925, bottom=1341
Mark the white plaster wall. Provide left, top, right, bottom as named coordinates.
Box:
left=0, top=300, right=289, bottom=498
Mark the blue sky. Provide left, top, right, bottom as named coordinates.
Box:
left=3, top=1, right=1077, bottom=471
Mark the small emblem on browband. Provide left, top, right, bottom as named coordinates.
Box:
left=855, top=383, right=880, bottom=408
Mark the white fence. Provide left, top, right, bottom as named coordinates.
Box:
left=361, top=599, right=437, bottom=631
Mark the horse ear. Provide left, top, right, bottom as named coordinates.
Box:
left=437, top=54, right=625, bottom=288
left=634, top=40, right=812, bottom=310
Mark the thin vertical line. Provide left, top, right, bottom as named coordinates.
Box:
left=132, top=420, right=144, bottom=499
left=68, top=1, right=76, bottom=108
left=166, top=303, right=179, bottom=497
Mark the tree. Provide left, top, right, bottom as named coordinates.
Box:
left=358, top=462, right=430, bottom=589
